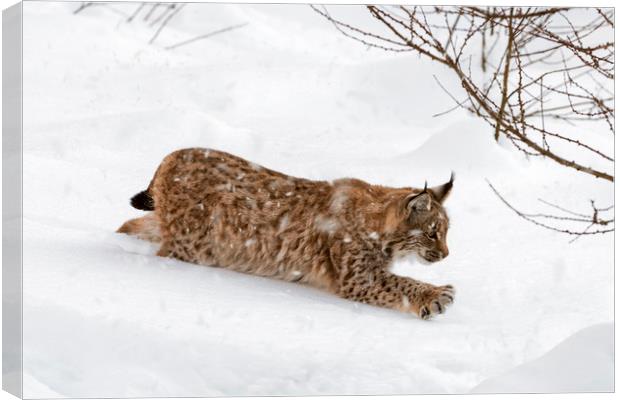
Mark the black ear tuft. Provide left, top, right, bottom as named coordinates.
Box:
left=430, top=172, right=454, bottom=203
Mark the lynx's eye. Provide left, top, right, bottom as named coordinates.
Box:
left=426, top=223, right=438, bottom=239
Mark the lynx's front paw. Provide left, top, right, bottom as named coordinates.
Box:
left=418, top=285, right=455, bottom=320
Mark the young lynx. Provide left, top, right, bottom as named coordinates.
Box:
left=118, top=148, right=455, bottom=319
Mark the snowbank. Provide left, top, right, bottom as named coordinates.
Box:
left=471, top=323, right=614, bottom=393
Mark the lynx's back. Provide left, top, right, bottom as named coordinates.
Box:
left=149, top=148, right=341, bottom=288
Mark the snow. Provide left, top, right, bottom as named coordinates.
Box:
left=314, top=215, right=340, bottom=234
left=277, top=214, right=290, bottom=232
left=329, top=188, right=349, bottom=213
left=471, top=323, right=614, bottom=393
left=20, top=2, right=613, bottom=397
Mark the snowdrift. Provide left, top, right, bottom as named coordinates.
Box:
left=472, top=323, right=614, bottom=393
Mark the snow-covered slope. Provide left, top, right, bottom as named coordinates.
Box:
left=20, top=2, right=613, bottom=397
left=471, top=323, right=614, bottom=393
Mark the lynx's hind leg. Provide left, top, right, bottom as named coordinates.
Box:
left=117, top=212, right=161, bottom=243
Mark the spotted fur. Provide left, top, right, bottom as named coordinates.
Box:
left=118, top=148, right=456, bottom=319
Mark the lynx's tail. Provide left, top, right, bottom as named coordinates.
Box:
left=130, top=190, right=154, bottom=211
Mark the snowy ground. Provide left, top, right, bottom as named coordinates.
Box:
left=471, top=323, right=614, bottom=393
left=19, top=2, right=613, bottom=397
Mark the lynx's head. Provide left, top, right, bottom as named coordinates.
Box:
left=387, top=174, right=454, bottom=264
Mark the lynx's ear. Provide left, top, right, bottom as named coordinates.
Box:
left=406, top=191, right=432, bottom=213
left=429, top=172, right=454, bottom=203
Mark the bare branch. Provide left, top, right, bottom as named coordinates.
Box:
left=73, top=2, right=94, bottom=15
left=149, top=4, right=186, bottom=45
left=166, top=23, right=249, bottom=50
left=488, top=181, right=613, bottom=237
left=315, top=6, right=614, bottom=236
left=127, top=3, right=145, bottom=23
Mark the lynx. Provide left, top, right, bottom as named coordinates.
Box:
left=118, top=148, right=455, bottom=319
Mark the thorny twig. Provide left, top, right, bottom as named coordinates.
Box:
left=487, top=181, right=614, bottom=238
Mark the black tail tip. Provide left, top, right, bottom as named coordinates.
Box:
left=130, top=190, right=154, bottom=211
